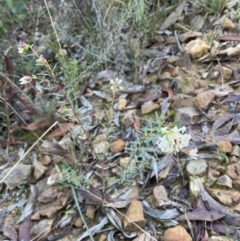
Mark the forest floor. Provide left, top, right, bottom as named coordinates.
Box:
left=1, top=1, right=240, bottom=240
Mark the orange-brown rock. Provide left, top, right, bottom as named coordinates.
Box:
left=124, top=200, right=145, bottom=232
left=194, top=91, right=215, bottom=109
left=184, top=39, right=210, bottom=59
left=227, top=163, right=240, bottom=180
left=153, top=185, right=169, bottom=206
left=110, top=139, right=125, bottom=153
left=164, top=225, right=192, bottom=241
left=218, top=141, right=232, bottom=153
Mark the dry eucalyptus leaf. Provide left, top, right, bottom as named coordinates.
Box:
left=76, top=217, right=109, bottom=241
left=143, top=201, right=179, bottom=219
left=104, top=200, right=130, bottom=208
left=106, top=208, right=137, bottom=239
left=161, top=0, right=187, bottom=30
left=2, top=224, right=18, bottom=241
left=17, top=185, right=38, bottom=224
left=212, top=114, right=235, bottom=136
left=47, top=123, right=73, bottom=140
left=176, top=209, right=225, bottom=221
left=18, top=216, right=32, bottom=241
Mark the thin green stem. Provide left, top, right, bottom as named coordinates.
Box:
left=71, top=186, right=94, bottom=241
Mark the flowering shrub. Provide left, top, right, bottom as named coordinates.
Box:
left=16, top=41, right=198, bottom=192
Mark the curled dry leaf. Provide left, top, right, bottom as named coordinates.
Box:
left=47, top=123, right=73, bottom=140
left=212, top=114, right=235, bottom=136
left=198, top=181, right=229, bottom=215
left=106, top=208, right=137, bottom=239
left=24, top=119, right=49, bottom=131
left=179, top=31, right=202, bottom=43
left=143, top=201, right=179, bottom=219
left=219, top=35, right=240, bottom=41
left=161, top=86, right=173, bottom=99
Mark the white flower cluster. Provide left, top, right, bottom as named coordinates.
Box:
left=157, top=126, right=194, bottom=154
left=110, top=78, right=123, bottom=91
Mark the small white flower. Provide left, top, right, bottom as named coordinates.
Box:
left=17, top=42, right=30, bottom=54
left=179, top=126, right=186, bottom=132
left=157, top=126, right=191, bottom=154
left=47, top=172, right=59, bottom=185
left=19, top=76, right=33, bottom=84
left=110, top=77, right=123, bottom=91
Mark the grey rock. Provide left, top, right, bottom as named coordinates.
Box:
left=186, top=159, right=207, bottom=176
left=216, top=175, right=232, bottom=188
left=231, top=145, right=240, bottom=157
left=0, top=164, right=32, bottom=190
left=175, top=107, right=201, bottom=127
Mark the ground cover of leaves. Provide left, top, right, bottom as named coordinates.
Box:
left=1, top=1, right=240, bottom=241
